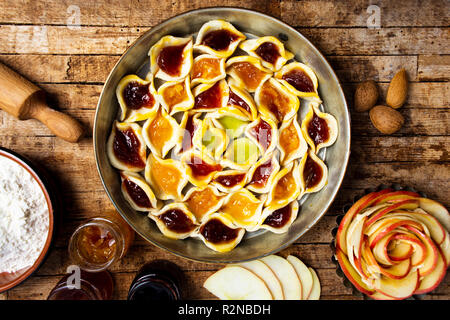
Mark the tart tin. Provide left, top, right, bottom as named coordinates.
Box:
left=330, top=184, right=435, bottom=300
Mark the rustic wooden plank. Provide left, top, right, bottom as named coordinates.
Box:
left=352, top=136, right=450, bottom=163
left=342, top=162, right=450, bottom=207
left=0, top=0, right=281, bottom=27
left=0, top=54, right=120, bottom=84
left=1, top=0, right=448, bottom=29
left=281, top=0, right=450, bottom=27
left=328, top=55, right=417, bottom=83
left=0, top=25, right=448, bottom=55
left=0, top=54, right=423, bottom=83
left=418, top=55, right=450, bottom=81
left=298, top=27, right=449, bottom=56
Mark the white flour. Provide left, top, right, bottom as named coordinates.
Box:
left=0, top=155, right=49, bottom=273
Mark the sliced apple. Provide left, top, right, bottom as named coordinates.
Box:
left=388, top=240, right=413, bottom=261
left=287, top=255, right=313, bottom=299
left=203, top=266, right=273, bottom=300
left=404, top=226, right=439, bottom=276
left=238, top=260, right=284, bottom=300
left=307, top=267, right=321, bottom=300
left=415, top=248, right=447, bottom=295
left=368, top=291, right=397, bottom=300
left=372, top=232, right=398, bottom=266
left=335, top=248, right=375, bottom=295
left=392, top=210, right=446, bottom=245
left=261, top=255, right=302, bottom=300
left=336, top=189, right=394, bottom=253
left=375, top=269, right=419, bottom=299
left=390, top=233, right=426, bottom=267
left=365, top=199, right=420, bottom=228
left=418, top=198, right=450, bottom=231
left=440, top=234, right=450, bottom=267
left=372, top=190, right=420, bottom=205
left=368, top=219, right=424, bottom=250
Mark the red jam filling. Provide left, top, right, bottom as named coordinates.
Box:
left=248, top=118, right=272, bottom=151
left=123, top=81, right=155, bottom=110
left=214, top=173, right=246, bottom=188
left=188, top=155, right=222, bottom=177
left=255, top=42, right=281, bottom=65
left=228, top=91, right=251, bottom=115
left=282, top=69, right=314, bottom=93
left=263, top=205, right=292, bottom=228
left=181, top=114, right=197, bottom=153
left=123, top=179, right=151, bottom=208
left=200, top=218, right=239, bottom=244
left=248, top=159, right=273, bottom=188
left=194, top=81, right=222, bottom=110
left=307, top=112, right=329, bottom=146
left=303, top=156, right=323, bottom=189
left=158, top=209, right=196, bottom=234
left=201, top=29, right=239, bottom=51
left=113, top=127, right=145, bottom=168
left=157, top=42, right=188, bottom=76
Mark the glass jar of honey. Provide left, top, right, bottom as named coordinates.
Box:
left=69, top=211, right=134, bottom=272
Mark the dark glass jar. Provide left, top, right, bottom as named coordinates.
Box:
left=127, top=260, right=184, bottom=301
left=47, top=270, right=114, bottom=300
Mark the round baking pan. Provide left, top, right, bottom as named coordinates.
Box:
left=94, top=7, right=351, bottom=263
left=0, top=147, right=55, bottom=293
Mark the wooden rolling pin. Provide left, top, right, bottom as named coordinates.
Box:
left=0, top=62, right=84, bottom=143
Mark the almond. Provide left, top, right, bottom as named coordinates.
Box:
left=354, top=80, right=379, bottom=112
left=386, top=68, right=408, bottom=109
left=369, top=105, right=404, bottom=134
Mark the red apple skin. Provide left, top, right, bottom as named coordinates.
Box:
left=372, top=191, right=420, bottom=205
left=389, top=242, right=413, bottom=262
left=335, top=248, right=375, bottom=296
left=391, top=234, right=427, bottom=266
left=365, top=199, right=420, bottom=228
left=376, top=270, right=420, bottom=300
left=414, top=247, right=447, bottom=295
left=404, top=226, right=439, bottom=277
left=336, top=189, right=393, bottom=252
left=369, top=220, right=424, bottom=250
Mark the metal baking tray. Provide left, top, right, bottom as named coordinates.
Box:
left=93, top=7, right=351, bottom=263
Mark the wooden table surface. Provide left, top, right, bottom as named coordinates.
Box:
left=0, top=0, right=448, bottom=300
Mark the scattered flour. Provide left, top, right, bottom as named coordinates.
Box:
left=0, top=155, right=49, bottom=273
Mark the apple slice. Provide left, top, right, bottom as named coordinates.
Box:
left=380, top=258, right=411, bottom=280
left=203, top=266, right=273, bottom=300
left=390, top=233, right=426, bottom=266
left=440, top=234, right=450, bottom=267
left=307, top=267, right=321, bottom=300
left=238, top=260, right=284, bottom=300
left=415, top=248, right=447, bottom=294
left=372, top=190, right=420, bottom=205
left=368, top=291, right=397, bottom=300
left=418, top=198, right=450, bottom=231
left=335, top=248, right=375, bottom=295
left=375, top=269, right=419, bottom=299
left=287, top=255, right=313, bottom=299
left=261, top=255, right=302, bottom=300
left=336, top=189, right=394, bottom=253
left=388, top=240, right=413, bottom=261
left=404, top=226, right=439, bottom=276
left=365, top=199, right=420, bottom=228
left=392, top=210, right=446, bottom=245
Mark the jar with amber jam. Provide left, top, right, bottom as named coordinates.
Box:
left=69, top=211, right=134, bottom=272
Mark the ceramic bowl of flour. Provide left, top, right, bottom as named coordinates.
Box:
left=0, top=148, right=55, bottom=293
